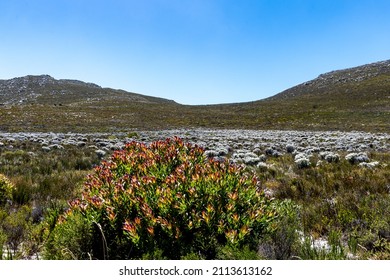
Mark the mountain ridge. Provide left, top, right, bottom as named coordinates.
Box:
left=0, top=59, right=389, bottom=133
left=0, top=74, right=176, bottom=105
left=267, top=59, right=390, bottom=101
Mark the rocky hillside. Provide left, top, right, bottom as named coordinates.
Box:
left=206, top=59, right=389, bottom=132
left=0, top=60, right=389, bottom=133
left=269, top=59, right=390, bottom=100
left=0, top=75, right=176, bottom=105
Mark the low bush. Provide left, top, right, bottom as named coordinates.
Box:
left=0, top=228, right=6, bottom=259
left=45, top=138, right=278, bottom=259
left=0, top=174, right=14, bottom=206
left=0, top=205, right=32, bottom=258
left=258, top=199, right=302, bottom=259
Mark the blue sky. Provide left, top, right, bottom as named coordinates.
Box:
left=1, top=0, right=390, bottom=105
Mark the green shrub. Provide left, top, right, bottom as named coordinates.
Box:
left=216, top=244, right=262, bottom=260
left=127, top=132, right=139, bottom=139
left=11, top=176, right=33, bottom=205
left=43, top=211, right=93, bottom=260
left=298, top=230, right=347, bottom=260
left=1, top=205, right=32, bottom=258
left=0, top=228, right=6, bottom=259
left=258, top=199, right=302, bottom=259
left=45, top=137, right=277, bottom=259
left=0, top=174, right=14, bottom=206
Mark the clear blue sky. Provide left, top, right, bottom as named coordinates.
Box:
left=1, top=0, right=390, bottom=105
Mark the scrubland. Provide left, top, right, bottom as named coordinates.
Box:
left=0, top=129, right=389, bottom=259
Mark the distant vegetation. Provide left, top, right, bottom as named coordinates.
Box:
left=1, top=136, right=389, bottom=259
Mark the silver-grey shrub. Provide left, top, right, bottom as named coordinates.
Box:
left=345, top=152, right=369, bottom=164
left=286, top=144, right=295, bottom=153
left=294, top=153, right=311, bottom=169
left=319, top=152, right=340, bottom=163
left=295, top=158, right=311, bottom=169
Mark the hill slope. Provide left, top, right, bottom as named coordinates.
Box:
left=188, top=59, right=390, bottom=132
left=0, top=60, right=390, bottom=133
left=0, top=75, right=180, bottom=132
left=0, top=75, right=176, bottom=105
left=270, top=60, right=390, bottom=101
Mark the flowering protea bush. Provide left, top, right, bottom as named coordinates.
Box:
left=44, top=137, right=277, bottom=259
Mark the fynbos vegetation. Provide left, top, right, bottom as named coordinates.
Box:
left=0, top=130, right=389, bottom=260
left=0, top=174, right=14, bottom=206
left=44, top=138, right=278, bottom=259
